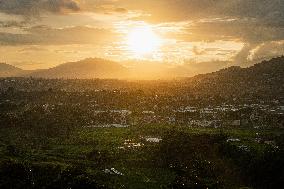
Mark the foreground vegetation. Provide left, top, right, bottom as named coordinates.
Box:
left=0, top=124, right=283, bottom=189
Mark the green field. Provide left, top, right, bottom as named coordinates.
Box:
left=0, top=124, right=283, bottom=189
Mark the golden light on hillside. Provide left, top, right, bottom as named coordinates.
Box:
left=126, top=25, right=162, bottom=57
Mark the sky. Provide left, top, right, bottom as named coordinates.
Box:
left=0, top=0, right=283, bottom=70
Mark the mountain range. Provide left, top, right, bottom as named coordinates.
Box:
left=0, top=57, right=283, bottom=81
left=28, top=58, right=129, bottom=79
left=0, top=58, right=128, bottom=79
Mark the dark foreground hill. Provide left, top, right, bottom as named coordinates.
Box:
left=184, top=56, right=284, bottom=101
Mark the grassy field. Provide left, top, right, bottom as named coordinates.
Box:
left=0, top=125, right=283, bottom=189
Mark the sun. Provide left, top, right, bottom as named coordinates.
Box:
left=127, top=25, right=162, bottom=56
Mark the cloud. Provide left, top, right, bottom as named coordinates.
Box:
left=0, top=20, right=27, bottom=28
left=18, top=46, right=49, bottom=52
left=42, top=0, right=80, bottom=12
left=168, top=60, right=230, bottom=77
left=0, top=25, right=120, bottom=45
left=113, top=0, right=284, bottom=23
left=0, top=0, right=80, bottom=18
left=0, top=0, right=283, bottom=66
left=248, top=41, right=284, bottom=62
left=114, top=0, right=284, bottom=65
left=114, top=7, right=127, bottom=13
left=165, top=17, right=284, bottom=65
left=233, top=43, right=257, bottom=66
left=181, top=18, right=284, bottom=43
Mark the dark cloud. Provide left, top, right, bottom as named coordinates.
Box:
left=42, top=0, right=80, bottom=12
left=114, top=7, right=128, bottom=13
left=116, top=0, right=284, bottom=23
left=0, top=0, right=80, bottom=18
left=0, top=20, right=27, bottom=28
left=18, top=46, right=49, bottom=52
left=181, top=18, right=284, bottom=43
left=0, top=25, right=119, bottom=45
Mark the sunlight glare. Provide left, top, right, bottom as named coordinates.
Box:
left=127, top=25, right=162, bottom=57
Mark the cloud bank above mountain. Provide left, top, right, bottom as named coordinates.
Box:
left=0, top=0, right=283, bottom=70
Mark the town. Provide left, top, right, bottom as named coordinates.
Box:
left=1, top=78, right=283, bottom=129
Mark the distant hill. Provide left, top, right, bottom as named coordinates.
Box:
left=0, top=63, right=25, bottom=77
left=187, top=56, right=284, bottom=100
left=27, top=58, right=129, bottom=79
left=0, top=56, right=283, bottom=83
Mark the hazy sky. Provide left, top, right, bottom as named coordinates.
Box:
left=0, top=0, right=283, bottom=69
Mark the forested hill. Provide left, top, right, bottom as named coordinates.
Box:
left=184, top=56, right=284, bottom=101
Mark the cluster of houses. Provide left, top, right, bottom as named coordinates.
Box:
left=1, top=78, right=283, bottom=128
left=85, top=104, right=284, bottom=128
